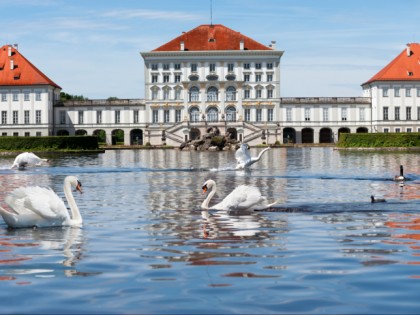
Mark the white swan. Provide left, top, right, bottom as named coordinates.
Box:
left=201, top=179, right=278, bottom=211
left=394, top=165, right=405, bottom=181
left=235, top=143, right=270, bottom=170
left=11, top=152, right=49, bottom=169
left=0, top=176, right=83, bottom=228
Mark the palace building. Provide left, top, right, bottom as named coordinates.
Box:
left=1, top=25, right=420, bottom=146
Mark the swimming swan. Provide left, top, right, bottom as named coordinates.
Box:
left=0, top=176, right=83, bottom=228
left=394, top=165, right=405, bottom=181
left=11, top=152, right=49, bottom=169
left=235, top=143, right=270, bottom=170
left=201, top=179, right=278, bottom=211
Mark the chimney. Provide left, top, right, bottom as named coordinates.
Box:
left=180, top=41, right=185, bottom=51
left=270, top=40, right=276, bottom=49
left=8, top=45, right=12, bottom=57
left=240, top=39, right=244, bottom=50
left=10, top=59, right=14, bottom=70
left=406, top=43, right=412, bottom=57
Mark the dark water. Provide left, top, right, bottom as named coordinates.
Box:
left=0, top=147, right=419, bottom=314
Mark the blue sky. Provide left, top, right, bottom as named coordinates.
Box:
left=1, top=0, right=420, bottom=99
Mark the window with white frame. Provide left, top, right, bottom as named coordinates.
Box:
left=267, top=89, right=273, bottom=99
left=25, top=132, right=30, bottom=137
left=341, top=108, right=347, bottom=121
left=97, top=110, right=102, bottom=124
left=255, top=63, right=262, bottom=70
left=60, top=111, right=66, bottom=124
left=163, top=89, right=170, bottom=100
left=163, top=64, right=169, bottom=70
left=267, top=108, right=273, bottom=122
left=323, top=108, right=329, bottom=121
left=244, top=74, right=250, bottom=82
left=175, top=89, right=181, bottom=100
left=256, top=108, right=262, bottom=121
left=407, top=128, right=412, bottom=133
left=417, top=88, right=420, bottom=97
left=174, top=63, right=181, bottom=70
left=395, top=128, right=401, bottom=133
left=174, top=74, right=181, bottom=82
left=383, top=87, right=388, bottom=97
left=207, top=87, right=218, bottom=101
left=24, top=110, right=30, bottom=124
left=13, top=110, right=18, bottom=124
left=189, top=107, right=199, bottom=122
left=226, top=86, right=236, bottom=101
left=395, top=107, right=400, bottom=120
left=207, top=107, right=218, bottom=122
left=35, top=110, right=41, bottom=124
left=383, top=107, right=389, bottom=120
left=267, top=63, right=273, bottom=69
left=189, top=86, right=199, bottom=102
left=163, top=74, right=169, bottom=83
left=286, top=108, right=292, bottom=121
left=395, top=88, right=400, bottom=97
left=406, top=88, right=411, bottom=97
left=256, top=74, right=262, bottom=82
left=78, top=110, right=84, bottom=124
left=384, top=128, right=389, bottom=133
left=24, top=91, right=30, bottom=101
left=133, top=110, right=139, bottom=123
left=305, top=108, right=311, bottom=121
left=256, top=89, right=262, bottom=98
left=13, top=92, right=18, bottom=102
left=35, top=91, right=41, bottom=101
left=152, top=110, right=159, bottom=123
left=115, top=110, right=120, bottom=124
left=151, top=89, right=158, bottom=100
left=1, top=111, right=6, bottom=124
left=406, top=107, right=412, bottom=120
left=359, top=108, right=365, bottom=121
left=244, top=108, right=251, bottom=121
left=152, top=75, right=158, bottom=83
left=191, top=63, right=197, bottom=72
left=244, top=89, right=250, bottom=99
left=226, top=106, right=236, bottom=122
left=151, top=64, right=158, bottom=70
left=164, top=110, right=170, bottom=123
left=244, top=63, right=250, bottom=70
left=227, top=63, right=234, bottom=72
left=1, top=93, right=6, bottom=102
left=209, top=63, right=216, bottom=72
left=175, top=109, right=181, bottom=122
left=267, top=74, right=273, bottom=82
left=36, top=132, right=41, bottom=136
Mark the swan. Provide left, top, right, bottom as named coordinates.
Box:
left=11, top=152, right=49, bottom=169
left=371, top=195, right=386, bottom=203
left=394, top=165, right=405, bottom=181
left=201, top=179, right=278, bottom=211
left=0, top=176, right=83, bottom=228
left=235, top=143, right=270, bottom=170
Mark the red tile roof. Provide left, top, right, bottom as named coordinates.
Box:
left=0, top=45, right=61, bottom=88
left=153, top=24, right=272, bottom=52
left=363, top=43, right=420, bottom=85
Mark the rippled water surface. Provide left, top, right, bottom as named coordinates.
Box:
left=0, top=147, right=420, bottom=314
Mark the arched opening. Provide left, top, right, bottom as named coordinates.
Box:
left=226, top=86, right=236, bottom=101
left=93, top=129, right=106, bottom=144
left=319, top=128, right=333, bottom=143
left=357, top=127, right=369, bottom=133
left=57, top=130, right=69, bottom=136
left=112, top=129, right=124, bottom=145
left=302, top=128, right=314, bottom=144
left=75, top=129, right=87, bottom=136
left=189, top=127, right=201, bottom=141
left=207, top=86, right=218, bottom=101
left=338, top=127, right=350, bottom=140
left=206, top=106, right=218, bottom=122
left=130, top=129, right=143, bottom=145
left=226, top=127, right=237, bottom=140
left=225, top=106, right=236, bottom=122
left=283, top=127, right=296, bottom=144
left=189, top=86, right=199, bottom=102
left=189, top=106, right=200, bottom=122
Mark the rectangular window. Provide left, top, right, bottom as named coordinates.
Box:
left=256, top=89, right=262, bottom=98
left=35, top=110, right=41, bottom=124
left=1, top=93, right=6, bottom=102
left=255, top=63, right=262, bottom=70
left=256, top=74, right=262, bottom=82
left=24, top=91, right=30, bottom=101
left=163, top=75, right=169, bottom=83
left=417, top=88, right=420, bottom=97
left=286, top=108, right=292, bottom=122
left=267, top=74, right=273, bottom=82
left=151, top=64, right=158, bottom=70
left=341, top=108, right=347, bottom=121
left=13, top=93, right=18, bottom=102
left=36, top=132, right=41, bottom=136
left=244, top=90, right=250, bottom=99
left=227, top=63, right=234, bottom=72
left=97, top=110, right=102, bottom=124
left=395, top=128, right=401, bottom=133
left=244, top=74, right=250, bottom=82
left=24, top=110, right=30, bottom=124
left=152, top=75, right=158, bottom=83
left=395, top=88, right=400, bottom=97
left=115, top=110, right=120, bottom=124
left=383, top=107, right=389, bottom=120
left=383, top=87, right=388, bottom=97
left=209, top=63, right=216, bottom=72
left=384, top=128, right=389, bottom=133
left=175, top=109, right=181, bottom=122
left=174, top=63, right=181, bottom=70
left=35, top=91, right=41, bottom=101
left=78, top=110, right=84, bottom=124
left=164, top=110, right=170, bottom=123
left=2, top=111, right=7, bottom=124
left=244, top=63, right=250, bottom=70
left=406, top=107, right=412, bottom=120
left=191, top=63, right=197, bottom=72
left=60, top=111, right=66, bottom=124
left=407, top=128, right=412, bottom=133
left=174, top=75, right=181, bottom=82
left=323, top=108, right=329, bottom=121
left=267, top=108, right=273, bottom=122
left=359, top=108, right=365, bottom=121
left=13, top=110, right=18, bottom=124
left=24, top=132, right=30, bottom=137
left=151, top=90, right=158, bottom=100
left=244, top=108, right=251, bottom=121
left=133, top=110, right=139, bottom=123
left=163, top=90, right=169, bottom=100
left=406, top=88, right=411, bottom=97
left=267, top=63, right=273, bottom=69
left=256, top=108, right=262, bottom=122
left=267, top=90, right=273, bottom=99
left=152, top=110, right=158, bottom=123
left=163, top=64, right=169, bottom=70
left=395, top=107, right=400, bottom=120
left=175, top=89, right=181, bottom=100
left=305, top=108, right=311, bottom=121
